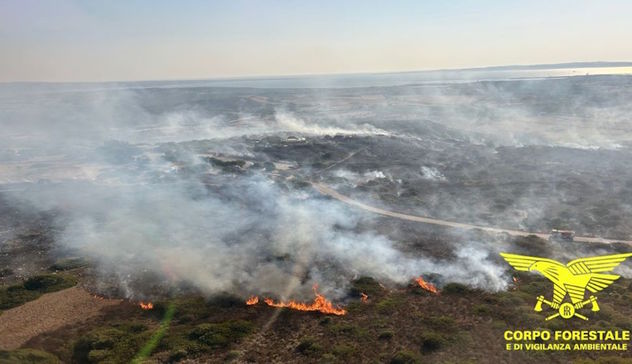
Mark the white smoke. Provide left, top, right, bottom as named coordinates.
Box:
left=274, top=110, right=390, bottom=137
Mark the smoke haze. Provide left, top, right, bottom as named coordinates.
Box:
left=2, top=71, right=632, bottom=300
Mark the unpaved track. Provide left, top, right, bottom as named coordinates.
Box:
left=0, top=286, right=121, bottom=350
left=312, top=182, right=632, bottom=245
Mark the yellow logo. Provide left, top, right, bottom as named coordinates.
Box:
left=500, top=252, right=632, bottom=320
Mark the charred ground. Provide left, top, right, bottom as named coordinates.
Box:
left=2, top=75, right=632, bottom=363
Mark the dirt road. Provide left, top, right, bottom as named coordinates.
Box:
left=312, top=182, right=632, bottom=245
left=0, top=286, right=121, bottom=350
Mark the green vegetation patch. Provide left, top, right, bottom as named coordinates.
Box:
left=378, top=330, right=394, bottom=340
left=331, top=343, right=357, bottom=359
left=423, top=315, right=457, bottom=332
left=132, top=303, right=176, bottom=364
left=390, top=350, right=421, bottom=364
left=71, top=324, right=152, bottom=363
left=23, top=274, right=77, bottom=293
left=188, top=320, right=254, bottom=349
left=296, top=337, right=323, bottom=356
left=328, top=323, right=368, bottom=339
left=0, top=286, right=41, bottom=310
left=49, top=257, right=88, bottom=271
left=441, top=282, right=473, bottom=295
left=420, top=332, right=447, bottom=354
left=0, top=274, right=77, bottom=310
left=376, top=296, right=404, bottom=314
left=0, top=349, right=61, bottom=364
left=349, top=276, right=384, bottom=298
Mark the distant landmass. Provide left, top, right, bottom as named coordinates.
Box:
left=449, top=61, right=632, bottom=72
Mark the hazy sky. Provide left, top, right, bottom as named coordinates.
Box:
left=1, top=0, right=631, bottom=82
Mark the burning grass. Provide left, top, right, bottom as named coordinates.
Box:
left=414, top=276, right=438, bottom=294
left=247, top=284, right=347, bottom=316
left=16, top=274, right=632, bottom=363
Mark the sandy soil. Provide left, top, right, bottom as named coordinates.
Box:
left=0, top=286, right=121, bottom=350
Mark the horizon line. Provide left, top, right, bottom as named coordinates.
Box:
left=2, top=60, right=632, bottom=85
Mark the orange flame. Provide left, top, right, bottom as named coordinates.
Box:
left=262, top=284, right=346, bottom=315
left=414, top=276, right=439, bottom=294
left=360, top=293, right=368, bottom=302
left=139, top=301, right=154, bottom=310
left=246, top=296, right=259, bottom=305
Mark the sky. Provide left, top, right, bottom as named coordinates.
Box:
left=1, top=0, right=631, bottom=82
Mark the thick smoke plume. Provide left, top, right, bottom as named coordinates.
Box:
left=2, top=75, right=631, bottom=300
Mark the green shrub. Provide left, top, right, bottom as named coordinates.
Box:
left=49, top=258, right=88, bottom=271
left=23, top=274, right=77, bottom=293
left=72, top=326, right=150, bottom=363
left=390, top=350, right=421, bottom=364
left=189, top=320, right=254, bottom=348
left=0, top=286, right=41, bottom=310
left=420, top=332, right=446, bottom=353
left=224, top=350, right=240, bottom=362
left=349, top=276, right=383, bottom=297
left=329, top=323, right=354, bottom=334
left=344, top=301, right=365, bottom=314
left=0, top=349, right=61, bottom=364
left=376, top=297, right=402, bottom=314
left=520, top=280, right=549, bottom=296
left=332, top=343, right=356, bottom=358
left=207, top=293, right=244, bottom=308
left=296, top=337, right=322, bottom=356
left=0, top=274, right=77, bottom=310
left=424, top=315, right=456, bottom=331
left=473, top=304, right=493, bottom=316
left=164, top=336, right=204, bottom=362
left=328, top=323, right=368, bottom=339
left=442, top=283, right=471, bottom=295
left=173, top=296, right=211, bottom=322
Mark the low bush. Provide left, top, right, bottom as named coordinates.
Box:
left=420, top=332, right=446, bottom=354
left=424, top=315, right=456, bottom=331
left=49, top=258, right=88, bottom=271
left=331, top=343, right=356, bottom=358
left=349, top=276, right=383, bottom=298
left=0, top=274, right=77, bottom=310
left=376, top=297, right=403, bottom=314
left=72, top=326, right=150, bottom=363
left=189, top=320, right=254, bottom=349
left=23, top=274, right=77, bottom=293
left=390, top=350, right=421, bottom=364
left=442, top=283, right=472, bottom=295
left=0, top=286, right=41, bottom=310
left=0, top=348, right=61, bottom=364
left=296, top=337, right=323, bottom=356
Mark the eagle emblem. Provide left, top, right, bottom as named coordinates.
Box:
left=500, top=252, right=632, bottom=320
